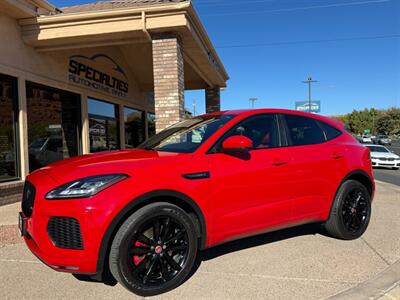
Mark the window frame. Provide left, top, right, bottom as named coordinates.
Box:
left=0, top=74, right=20, bottom=183
left=123, top=106, right=145, bottom=148
left=26, top=81, right=83, bottom=154
left=207, top=113, right=283, bottom=154
left=147, top=112, right=156, bottom=139
left=88, top=97, right=120, bottom=152
left=280, top=113, right=343, bottom=147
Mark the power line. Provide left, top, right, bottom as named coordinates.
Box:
left=214, top=34, right=400, bottom=49
left=202, top=0, right=391, bottom=17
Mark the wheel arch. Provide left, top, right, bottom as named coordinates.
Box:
left=326, top=169, right=374, bottom=219
left=342, top=170, right=375, bottom=197
left=95, top=190, right=207, bottom=275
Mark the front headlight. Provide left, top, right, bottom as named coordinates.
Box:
left=46, top=174, right=128, bottom=200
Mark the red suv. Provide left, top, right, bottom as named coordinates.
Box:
left=20, top=109, right=374, bottom=296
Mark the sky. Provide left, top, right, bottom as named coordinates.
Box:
left=51, top=0, right=400, bottom=116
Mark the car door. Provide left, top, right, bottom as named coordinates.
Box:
left=280, top=114, right=345, bottom=219
left=207, top=114, right=295, bottom=245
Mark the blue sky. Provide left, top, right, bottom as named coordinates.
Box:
left=52, top=0, right=400, bottom=116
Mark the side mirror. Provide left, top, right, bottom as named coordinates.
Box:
left=222, top=135, right=253, bottom=152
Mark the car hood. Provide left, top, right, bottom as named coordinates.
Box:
left=37, top=149, right=188, bottom=183
left=370, top=152, right=399, bottom=159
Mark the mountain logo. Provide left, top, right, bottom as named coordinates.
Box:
left=68, top=54, right=129, bottom=98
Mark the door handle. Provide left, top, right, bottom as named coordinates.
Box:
left=331, top=151, right=344, bottom=159
left=272, top=158, right=289, bottom=166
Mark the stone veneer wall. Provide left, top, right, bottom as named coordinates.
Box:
left=152, top=33, right=185, bottom=133
left=205, top=86, right=221, bottom=113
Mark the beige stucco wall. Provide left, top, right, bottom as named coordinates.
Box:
left=0, top=12, right=151, bottom=111
left=0, top=12, right=154, bottom=179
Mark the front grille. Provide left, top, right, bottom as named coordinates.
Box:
left=21, top=181, right=36, bottom=217
left=379, top=158, right=395, bottom=161
left=47, top=217, right=84, bottom=250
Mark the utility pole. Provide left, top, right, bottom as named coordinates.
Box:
left=192, top=99, right=196, bottom=116
left=302, top=77, right=318, bottom=113
left=249, top=98, right=258, bottom=109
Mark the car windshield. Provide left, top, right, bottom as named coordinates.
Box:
left=367, top=146, right=390, bottom=153
left=29, top=138, right=47, bottom=150
left=138, top=115, right=236, bottom=153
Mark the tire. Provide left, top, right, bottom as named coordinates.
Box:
left=393, top=168, right=399, bottom=170
left=324, top=180, right=371, bottom=240
left=109, top=202, right=198, bottom=297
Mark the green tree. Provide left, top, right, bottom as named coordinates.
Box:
left=376, top=108, right=400, bottom=135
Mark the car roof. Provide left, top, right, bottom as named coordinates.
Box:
left=365, top=144, right=386, bottom=148
left=202, top=108, right=344, bottom=129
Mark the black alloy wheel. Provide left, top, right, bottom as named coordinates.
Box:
left=325, top=180, right=371, bottom=240
left=341, top=188, right=369, bottom=233
left=109, top=203, right=198, bottom=296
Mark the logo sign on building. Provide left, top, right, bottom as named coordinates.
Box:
left=295, top=101, right=321, bottom=113
left=68, top=54, right=129, bottom=98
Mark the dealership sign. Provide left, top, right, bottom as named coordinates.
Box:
left=295, top=101, right=321, bottom=113
left=68, top=54, right=129, bottom=98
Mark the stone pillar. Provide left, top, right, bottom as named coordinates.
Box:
left=205, top=86, right=221, bottom=113
left=152, top=33, right=185, bottom=133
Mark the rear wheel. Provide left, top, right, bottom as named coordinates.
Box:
left=393, top=167, right=399, bottom=170
left=324, top=180, right=371, bottom=240
left=109, top=202, right=198, bottom=296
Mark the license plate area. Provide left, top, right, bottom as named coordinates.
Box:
left=18, top=212, right=27, bottom=237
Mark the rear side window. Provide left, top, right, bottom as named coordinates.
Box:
left=283, top=114, right=326, bottom=146
left=317, top=121, right=342, bottom=141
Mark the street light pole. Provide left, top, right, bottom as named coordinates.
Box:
left=192, top=99, right=196, bottom=116
left=302, top=77, right=318, bottom=113
left=249, top=98, right=258, bottom=109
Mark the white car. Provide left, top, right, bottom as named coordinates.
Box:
left=366, top=145, right=400, bottom=170
left=360, top=136, right=373, bottom=143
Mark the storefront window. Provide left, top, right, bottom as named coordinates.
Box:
left=147, top=112, right=156, bottom=138
left=88, top=99, right=119, bottom=152
left=124, top=107, right=145, bottom=148
left=26, top=83, right=81, bottom=172
left=0, top=75, right=18, bottom=182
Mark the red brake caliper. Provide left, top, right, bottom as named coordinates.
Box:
left=133, top=241, right=146, bottom=266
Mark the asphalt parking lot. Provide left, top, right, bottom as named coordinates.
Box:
left=372, top=141, right=400, bottom=186
left=1, top=181, right=399, bottom=300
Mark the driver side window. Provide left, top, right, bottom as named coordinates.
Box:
left=220, top=114, right=280, bottom=150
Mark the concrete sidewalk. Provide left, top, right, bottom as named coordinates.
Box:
left=0, top=182, right=399, bottom=300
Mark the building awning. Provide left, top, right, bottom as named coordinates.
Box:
left=16, top=0, right=229, bottom=90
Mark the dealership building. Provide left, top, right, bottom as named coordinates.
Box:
left=0, top=0, right=229, bottom=204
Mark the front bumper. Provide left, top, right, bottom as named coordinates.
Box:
left=20, top=171, right=105, bottom=274
left=371, top=159, right=400, bottom=168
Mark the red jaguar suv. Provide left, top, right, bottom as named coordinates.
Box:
left=20, top=109, right=374, bottom=296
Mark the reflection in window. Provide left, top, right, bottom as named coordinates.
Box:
left=124, top=107, right=145, bottom=148
left=89, top=99, right=119, bottom=152
left=284, top=114, right=326, bottom=146
left=0, top=75, right=18, bottom=182
left=26, top=83, right=80, bottom=172
left=147, top=112, right=156, bottom=138
left=223, top=114, right=279, bottom=149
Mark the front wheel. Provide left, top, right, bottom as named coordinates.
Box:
left=324, top=180, right=371, bottom=240
left=109, top=202, right=198, bottom=296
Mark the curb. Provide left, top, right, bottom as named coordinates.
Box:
left=326, top=259, right=400, bottom=300
left=375, top=180, right=400, bottom=192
